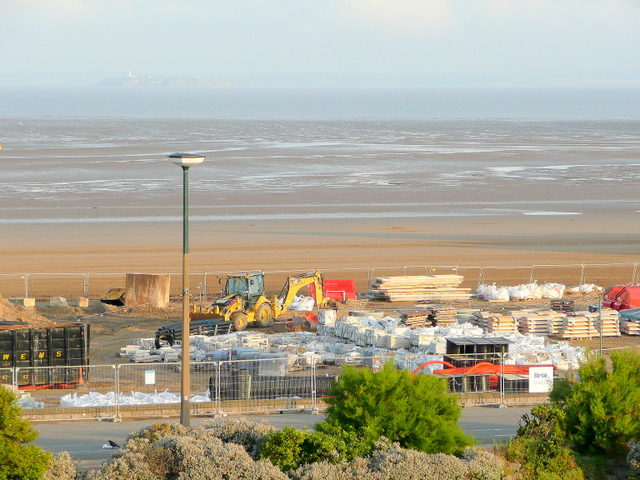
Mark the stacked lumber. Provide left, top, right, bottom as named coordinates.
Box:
left=367, top=275, right=473, bottom=302
left=619, top=308, right=640, bottom=335
left=470, top=313, right=518, bottom=333
left=556, top=314, right=599, bottom=339
left=399, top=309, right=434, bottom=328
left=517, top=311, right=564, bottom=335
left=587, top=309, right=620, bottom=337
left=485, top=315, right=519, bottom=334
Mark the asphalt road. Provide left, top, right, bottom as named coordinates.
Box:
left=33, top=407, right=530, bottom=470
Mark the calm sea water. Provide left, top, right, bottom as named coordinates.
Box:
left=2, top=86, right=640, bottom=119
left=1, top=87, right=640, bottom=225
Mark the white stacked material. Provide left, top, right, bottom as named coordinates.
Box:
left=61, top=389, right=210, bottom=408
left=367, top=275, right=473, bottom=302
left=318, top=309, right=337, bottom=326
left=119, top=345, right=140, bottom=357
left=477, top=282, right=567, bottom=301
left=135, top=338, right=157, bottom=349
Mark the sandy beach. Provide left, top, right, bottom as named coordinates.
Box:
left=2, top=117, right=640, bottom=299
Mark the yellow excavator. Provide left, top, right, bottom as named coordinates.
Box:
left=190, top=270, right=327, bottom=331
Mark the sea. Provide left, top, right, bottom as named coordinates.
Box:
left=1, top=86, right=640, bottom=226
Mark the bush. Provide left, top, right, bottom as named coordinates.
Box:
left=316, top=360, right=474, bottom=455
left=261, top=426, right=367, bottom=471
left=627, top=440, right=640, bottom=475
left=496, top=403, right=585, bottom=480
left=42, top=451, right=85, bottom=480
left=561, top=350, right=640, bottom=456
left=93, top=429, right=287, bottom=480
left=289, top=441, right=503, bottom=480
left=0, top=386, right=51, bottom=480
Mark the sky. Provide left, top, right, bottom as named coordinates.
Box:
left=2, top=0, right=640, bottom=88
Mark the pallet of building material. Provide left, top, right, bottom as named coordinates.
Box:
left=378, top=291, right=474, bottom=302
left=370, top=275, right=465, bottom=288
left=399, top=309, right=434, bottom=328
left=418, top=305, right=458, bottom=327
left=518, top=314, right=552, bottom=335
left=619, top=319, right=640, bottom=335
left=485, top=315, right=519, bottom=334
left=367, top=275, right=469, bottom=302
left=556, top=315, right=599, bottom=339
left=585, top=309, right=620, bottom=337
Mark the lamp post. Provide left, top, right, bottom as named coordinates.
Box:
left=168, top=152, right=205, bottom=427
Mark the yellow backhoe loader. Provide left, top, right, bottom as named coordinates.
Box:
left=190, top=270, right=327, bottom=331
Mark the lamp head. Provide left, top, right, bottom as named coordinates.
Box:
left=168, top=153, right=205, bottom=167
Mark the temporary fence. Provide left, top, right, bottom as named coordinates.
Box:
left=0, top=263, right=638, bottom=302
left=8, top=352, right=571, bottom=422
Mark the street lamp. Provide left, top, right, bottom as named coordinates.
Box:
left=168, top=152, right=205, bottom=426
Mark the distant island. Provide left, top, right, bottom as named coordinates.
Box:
left=97, top=75, right=237, bottom=87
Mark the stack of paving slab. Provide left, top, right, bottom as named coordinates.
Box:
left=590, top=309, right=620, bottom=337
left=367, top=275, right=473, bottom=302
left=619, top=308, right=640, bottom=335
left=517, top=310, right=565, bottom=335
left=556, top=314, right=600, bottom=340
left=468, top=311, right=518, bottom=333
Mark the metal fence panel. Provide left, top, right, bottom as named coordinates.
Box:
left=18, top=365, right=117, bottom=419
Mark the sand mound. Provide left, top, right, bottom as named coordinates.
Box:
left=0, top=295, right=51, bottom=327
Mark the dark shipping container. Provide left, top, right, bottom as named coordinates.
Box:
left=0, top=323, right=90, bottom=388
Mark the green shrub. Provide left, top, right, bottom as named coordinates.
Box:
left=261, top=426, right=367, bottom=471
left=0, top=386, right=51, bottom=480
left=496, top=403, right=585, bottom=480
left=289, top=441, right=503, bottom=480
left=562, top=350, right=640, bottom=456
left=42, top=451, right=86, bottom=480
left=93, top=430, right=287, bottom=480
left=316, top=360, right=474, bottom=455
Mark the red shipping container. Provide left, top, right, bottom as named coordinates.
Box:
left=320, top=279, right=357, bottom=301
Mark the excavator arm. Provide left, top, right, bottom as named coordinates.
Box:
left=272, top=270, right=326, bottom=317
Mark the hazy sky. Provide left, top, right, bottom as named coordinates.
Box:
left=2, top=0, right=640, bottom=87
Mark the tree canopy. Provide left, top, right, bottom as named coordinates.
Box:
left=315, top=360, right=474, bottom=455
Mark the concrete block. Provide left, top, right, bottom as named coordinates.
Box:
left=76, top=297, right=90, bottom=308
left=50, top=297, right=69, bottom=307
left=9, top=298, right=35, bottom=307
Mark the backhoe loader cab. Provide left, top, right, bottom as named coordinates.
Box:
left=223, top=272, right=265, bottom=309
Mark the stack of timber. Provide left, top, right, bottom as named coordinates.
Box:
left=399, top=309, right=434, bottom=328
left=588, top=309, right=620, bottom=337
left=485, top=315, right=519, bottom=334
left=620, top=319, right=640, bottom=335
left=470, top=312, right=518, bottom=334
left=619, top=308, right=640, bottom=335
left=556, top=314, right=599, bottom=340
left=399, top=305, right=458, bottom=328
left=517, top=310, right=564, bottom=335
left=367, top=275, right=472, bottom=302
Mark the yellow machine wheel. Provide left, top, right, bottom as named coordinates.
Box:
left=231, top=312, right=248, bottom=331
left=255, top=303, right=273, bottom=328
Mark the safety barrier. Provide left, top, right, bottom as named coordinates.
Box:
left=10, top=352, right=571, bottom=421
left=0, top=262, right=637, bottom=301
